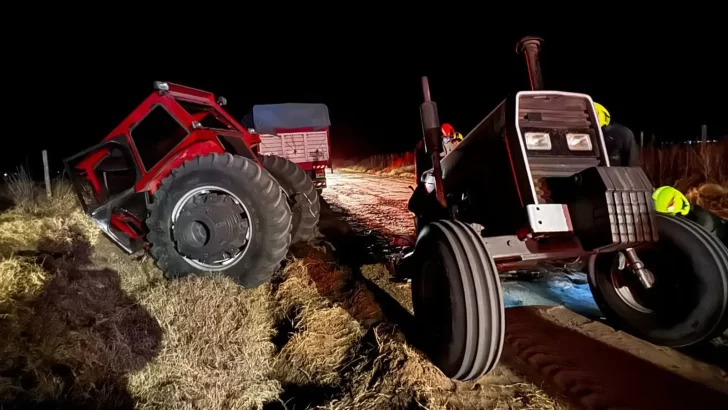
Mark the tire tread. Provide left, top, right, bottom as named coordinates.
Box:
left=146, top=153, right=292, bottom=287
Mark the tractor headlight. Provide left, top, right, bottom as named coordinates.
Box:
left=565, top=133, right=593, bottom=151
left=524, top=132, right=552, bottom=150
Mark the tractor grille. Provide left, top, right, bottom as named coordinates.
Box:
left=517, top=93, right=604, bottom=204
left=518, top=94, right=593, bottom=129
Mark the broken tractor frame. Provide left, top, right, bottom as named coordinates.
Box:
left=403, top=36, right=728, bottom=381
left=64, top=82, right=320, bottom=287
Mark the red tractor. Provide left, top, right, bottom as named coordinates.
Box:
left=64, top=82, right=320, bottom=286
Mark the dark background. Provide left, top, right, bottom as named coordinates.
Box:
left=8, top=19, right=726, bottom=176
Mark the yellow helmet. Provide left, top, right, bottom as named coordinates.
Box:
left=453, top=132, right=463, bottom=141
left=653, top=186, right=691, bottom=216
left=593, top=102, right=611, bottom=127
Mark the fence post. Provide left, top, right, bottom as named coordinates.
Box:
left=639, top=130, right=644, bottom=149
left=42, top=150, right=51, bottom=198
left=700, top=124, right=707, bottom=144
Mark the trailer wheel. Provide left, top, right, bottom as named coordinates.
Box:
left=589, top=214, right=728, bottom=347
left=146, top=153, right=292, bottom=287
left=258, top=154, right=320, bottom=243
left=411, top=220, right=505, bottom=380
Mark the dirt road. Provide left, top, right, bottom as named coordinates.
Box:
left=323, top=171, right=415, bottom=239
left=320, top=170, right=728, bottom=410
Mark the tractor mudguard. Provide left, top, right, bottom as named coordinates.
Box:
left=138, top=140, right=225, bottom=193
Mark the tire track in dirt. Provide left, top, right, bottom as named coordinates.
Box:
left=323, top=172, right=415, bottom=240
left=503, top=307, right=728, bottom=410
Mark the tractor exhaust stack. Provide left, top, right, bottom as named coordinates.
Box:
left=517, top=36, right=544, bottom=91
left=419, top=76, right=447, bottom=208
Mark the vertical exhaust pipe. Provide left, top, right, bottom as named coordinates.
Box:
left=420, top=76, right=447, bottom=208
left=516, top=36, right=544, bottom=91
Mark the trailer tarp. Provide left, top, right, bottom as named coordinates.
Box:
left=244, top=103, right=330, bottom=134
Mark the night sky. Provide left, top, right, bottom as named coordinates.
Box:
left=10, top=21, right=726, bottom=176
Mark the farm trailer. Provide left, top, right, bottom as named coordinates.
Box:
left=242, top=103, right=332, bottom=190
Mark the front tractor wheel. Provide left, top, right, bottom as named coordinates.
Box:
left=146, top=153, right=292, bottom=287
left=411, top=220, right=505, bottom=381
left=589, top=214, right=728, bottom=347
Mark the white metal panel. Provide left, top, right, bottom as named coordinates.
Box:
left=281, top=133, right=307, bottom=163
left=259, top=134, right=284, bottom=156
left=526, top=204, right=572, bottom=233
left=302, top=131, right=329, bottom=162
left=258, top=131, right=330, bottom=164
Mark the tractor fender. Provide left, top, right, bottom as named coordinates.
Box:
left=137, top=140, right=225, bottom=194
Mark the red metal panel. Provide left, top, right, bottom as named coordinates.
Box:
left=294, top=160, right=329, bottom=171
left=137, top=140, right=226, bottom=193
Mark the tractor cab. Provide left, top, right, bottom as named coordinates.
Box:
left=64, top=82, right=259, bottom=254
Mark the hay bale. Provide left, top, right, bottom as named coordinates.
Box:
left=273, top=256, right=363, bottom=386
left=344, top=285, right=383, bottom=325
left=299, top=257, right=351, bottom=297
left=274, top=305, right=361, bottom=386
left=275, top=259, right=329, bottom=313
left=128, top=277, right=280, bottom=410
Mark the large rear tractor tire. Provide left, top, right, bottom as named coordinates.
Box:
left=589, top=214, right=728, bottom=347
left=258, top=154, right=320, bottom=243
left=146, top=153, right=292, bottom=287
left=411, top=220, right=505, bottom=380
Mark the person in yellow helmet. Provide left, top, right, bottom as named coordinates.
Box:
left=653, top=186, right=690, bottom=216
left=653, top=185, right=727, bottom=246
left=451, top=132, right=464, bottom=148
left=593, top=102, right=639, bottom=166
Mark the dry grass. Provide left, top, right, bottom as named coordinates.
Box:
left=640, top=141, right=727, bottom=220
left=685, top=183, right=728, bottom=221
left=335, top=152, right=416, bottom=180
left=640, top=140, right=727, bottom=192
left=128, top=279, right=279, bottom=410
left=0, top=175, right=281, bottom=408
left=0, top=170, right=567, bottom=409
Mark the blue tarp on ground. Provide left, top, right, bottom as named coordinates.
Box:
left=502, top=271, right=603, bottom=319
left=242, top=103, right=330, bottom=134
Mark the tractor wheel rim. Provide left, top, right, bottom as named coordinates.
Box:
left=171, top=185, right=252, bottom=271
left=610, top=252, right=654, bottom=314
